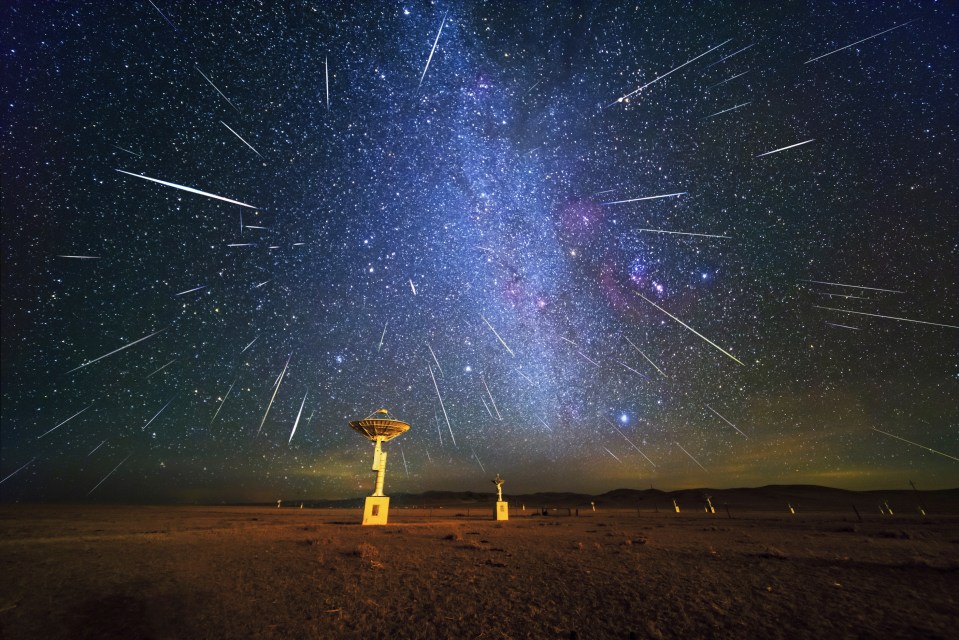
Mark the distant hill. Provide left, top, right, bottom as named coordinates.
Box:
left=265, top=485, right=959, bottom=514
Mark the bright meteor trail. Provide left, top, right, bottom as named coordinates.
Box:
left=482, top=315, right=515, bottom=356
left=872, top=427, right=959, bottom=462
left=419, top=13, right=447, bottom=88
left=116, top=170, right=257, bottom=209
left=676, top=442, right=707, bottom=472
left=756, top=139, right=816, bottom=158
left=220, top=121, right=264, bottom=159
left=815, top=306, right=958, bottom=330
left=706, top=405, right=748, bottom=438
left=87, top=454, right=132, bottom=496
left=612, top=39, right=731, bottom=105
left=636, top=228, right=729, bottom=239
left=429, top=365, right=456, bottom=446
left=195, top=66, right=240, bottom=112
left=257, top=354, right=291, bottom=438
left=37, top=403, right=95, bottom=439
left=66, top=328, right=167, bottom=374
left=1, top=458, right=36, bottom=485
left=635, top=293, right=744, bottom=366
left=288, top=389, right=308, bottom=444
left=805, top=19, right=917, bottom=64
left=602, top=192, right=686, bottom=205
left=801, top=279, right=904, bottom=294
left=117, top=169, right=256, bottom=209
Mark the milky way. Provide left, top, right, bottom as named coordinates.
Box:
left=2, top=2, right=957, bottom=502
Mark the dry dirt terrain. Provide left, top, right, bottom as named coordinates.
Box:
left=1, top=505, right=957, bottom=639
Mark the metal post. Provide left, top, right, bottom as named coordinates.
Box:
left=373, top=445, right=387, bottom=496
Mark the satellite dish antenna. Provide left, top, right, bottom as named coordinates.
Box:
left=349, top=409, right=410, bottom=525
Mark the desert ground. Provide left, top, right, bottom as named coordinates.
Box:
left=1, top=503, right=957, bottom=639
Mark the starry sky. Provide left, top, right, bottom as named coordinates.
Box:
left=2, top=1, right=957, bottom=503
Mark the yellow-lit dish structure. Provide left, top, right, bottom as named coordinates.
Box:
left=349, top=409, right=410, bottom=524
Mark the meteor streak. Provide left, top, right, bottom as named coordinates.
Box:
left=480, top=395, right=494, bottom=419
left=58, top=255, right=100, bottom=259
left=195, top=65, right=240, bottom=112
left=220, top=121, right=264, bottom=158
left=624, top=336, right=667, bottom=377
left=116, top=169, right=256, bottom=208
left=537, top=417, right=553, bottom=432
left=472, top=448, right=486, bottom=473
left=210, top=376, right=237, bottom=425
left=815, top=306, right=958, bottom=330
left=0, top=458, right=36, bottom=485
left=288, top=389, right=308, bottom=444
left=635, top=292, right=744, bottom=365
left=513, top=368, right=535, bottom=385
left=145, top=358, right=176, bottom=378
left=705, top=70, right=749, bottom=91
left=324, top=56, right=330, bottom=110
left=257, top=354, right=291, bottom=438
left=603, top=446, right=623, bottom=463
left=606, top=419, right=656, bottom=467
left=637, top=228, right=729, bottom=239
left=806, top=19, right=917, bottom=64
left=377, top=321, right=388, bottom=352
left=612, top=39, right=731, bottom=105
left=241, top=336, right=258, bottom=353
left=800, top=279, right=903, bottom=294
left=147, top=0, right=176, bottom=31
left=400, top=444, right=410, bottom=477
left=419, top=12, right=448, bottom=87
left=815, top=291, right=872, bottom=301
left=755, top=139, right=815, bottom=158
left=705, top=405, right=748, bottom=438
left=426, top=343, right=443, bottom=376
left=87, top=454, right=132, bottom=495
left=481, top=315, right=515, bottom=356
left=872, top=427, right=959, bottom=462
left=617, top=360, right=650, bottom=380
left=66, top=328, right=166, bottom=374
left=482, top=376, right=502, bottom=420
left=704, top=43, right=755, bottom=68
left=141, top=395, right=176, bottom=431
left=174, top=285, right=206, bottom=296
left=576, top=350, right=600, bottom=368
left=703, top=101, right=751, bottom=120
left=88, top=440, right=106, bottom=456
left=113, top=144, right=143, bottom=157
left=676, top=442, right=707, bottom=472
left=825, top=322, right=860, bottom=331
left=602, top=192, right=687, bottom=205
left=429, top=365, right=456, bottom=446
left=410, top=279, right=417, bottom=295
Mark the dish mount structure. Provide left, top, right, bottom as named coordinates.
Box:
left=349, top=409, right=410, bottom=525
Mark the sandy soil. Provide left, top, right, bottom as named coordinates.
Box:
left=1, top=505, right=957, bottom=639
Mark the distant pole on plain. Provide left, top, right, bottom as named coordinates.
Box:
left=909, top=480, right=928, bottom=516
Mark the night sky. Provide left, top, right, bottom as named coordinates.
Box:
left=2, top=1, right=957, bottom=503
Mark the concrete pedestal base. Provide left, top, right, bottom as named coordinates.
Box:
left=495, top=500, right=509, bottom=521
left=362, top=496, right=390, bottom=525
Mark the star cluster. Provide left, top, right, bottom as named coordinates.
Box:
left=2, top=1, right=957, bottom=502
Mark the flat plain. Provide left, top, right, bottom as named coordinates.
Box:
left=1, top=504, right=957, bottom=639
